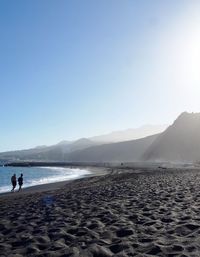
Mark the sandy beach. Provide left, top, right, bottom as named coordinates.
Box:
left=1, top=167, right=200, bottom=256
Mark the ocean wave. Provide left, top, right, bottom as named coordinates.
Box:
left=0, top=167, right=91, bottom=193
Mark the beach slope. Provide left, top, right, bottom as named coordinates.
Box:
left=0, top=168, right=200, bottom=256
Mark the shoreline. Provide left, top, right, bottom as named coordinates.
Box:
left=1, top=161, right=199, bottom=197
left=1, top=162, right=198, bottom=197
left=0, top=165, right=110, bottom=197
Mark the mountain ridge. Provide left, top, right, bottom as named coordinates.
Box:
left=0, top=125, right=167, bottom=161
left=3, top=112, right=200, bottom=164
left=143, top=112, right=200, bottom=162
left=65, top=134, right=160, bottom=162
left=90, top=124, right=168, bottom=143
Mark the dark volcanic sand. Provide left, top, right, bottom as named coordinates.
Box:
left=1, top=169, right=200, bottom=256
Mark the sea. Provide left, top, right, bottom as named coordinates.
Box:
left=0, top=166, right=91, bottom=193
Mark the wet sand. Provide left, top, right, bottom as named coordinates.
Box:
left=1, top=168, right=200, bottom=256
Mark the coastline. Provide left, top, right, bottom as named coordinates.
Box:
left=0, top=162, right=171, bottom=197
left=1, top=161, right=197, bottom=197
left=0, top=165, right=109, bottom=197
left=1, top=160, right=198, bottom=197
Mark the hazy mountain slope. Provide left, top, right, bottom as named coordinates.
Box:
left=90, top=125, right=168, bottom=143
left=0, top=138, right=96, bottom=161
left=0, top=125, right=168, bottom=162
left=69, top=138, right=96, bottom=151
left=66, top=134, right=159, bottom=162
left=0, top=145, right=56, bottom=160
left=143, top=112, right=200, bottom=162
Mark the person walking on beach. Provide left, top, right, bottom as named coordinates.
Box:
left=11, top=174, right=17, bottom=192
left=18, top=173, right=23, bottom=192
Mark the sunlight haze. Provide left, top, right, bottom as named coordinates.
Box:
left=0, top=0, right=199, bottom=151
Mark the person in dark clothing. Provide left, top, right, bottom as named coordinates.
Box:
left=11, top=174, right=17, bottom=192
left=18, top=173, right=23, bottom=192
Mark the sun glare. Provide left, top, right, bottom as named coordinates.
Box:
left=156, top=6, right=200, bottom=97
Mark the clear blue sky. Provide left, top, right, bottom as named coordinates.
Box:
left=0, top=0, right=200, bottom=151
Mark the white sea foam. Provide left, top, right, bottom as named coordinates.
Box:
left=0, top=185, right=12, bottom=193
left=0, top=167, right=91, bottom=193
left=25, top=168, right=90, bottom=187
